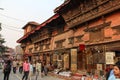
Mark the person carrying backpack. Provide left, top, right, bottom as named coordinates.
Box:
left=3, top=60, right=11, bottom=80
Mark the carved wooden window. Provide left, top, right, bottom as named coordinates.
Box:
left=34, top=46, right=38, bottom=51
left=93, top=53, right=105, bottom=64
left=68, top=37, right=74, bottom=44
left=39, top=45, right=43, bottom=51
left=55, top=39, right=65, bottom=49
left=45, top=44, right=50, bottom=50
left=45, top=39, right=50, bottom=44
left=75, top=35, right=83, bottom=42
left=40, top=42, right=44, bottom=45
left=114, top=29, right=120, bottom=35
left=29, top=48, right=33, bottom=53
left=90, top=29, right=104, bottom=42
left=112, top=25, right=120, bottom=35
left=85, top=22, right=111, bottom=42
left=56, top=42, right=63, bottom=48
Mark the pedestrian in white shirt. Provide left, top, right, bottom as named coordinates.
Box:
left=36, top=60, right=42, bottom=80
left=33, top=61, right=36, bottom=75
left=28, top=61, right=33, bottom=80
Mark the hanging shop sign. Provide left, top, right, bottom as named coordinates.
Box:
left=105, top=52, right=115, bottom=64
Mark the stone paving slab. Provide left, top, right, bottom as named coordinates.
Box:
left=0, top=69, right=64, bottom=80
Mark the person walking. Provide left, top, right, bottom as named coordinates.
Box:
left=106, top=64, right=115, bottom=80
left=108, top=61, right=120, bottom=80
left=22, top=59, right=30, bottom=80
left=28, top=61, right=33, bottom=80
left=44, top=63, right=49, bottom=76
left=33, top=61, right=36, bottom=75
left=36, top=60, right=42, bottom=80
left=19, top=60, right=23, bottom=74
left=3, top=60, right=11, bottom=80
left=108, top=69, right=116, bottom=80
left=12, top=59, right=17, bottom=74
left=113, top=61, right=120, bottom=79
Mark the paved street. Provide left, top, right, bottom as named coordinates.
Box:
left=0, top=69, right=64, bottom=80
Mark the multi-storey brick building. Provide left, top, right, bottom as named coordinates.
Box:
left=17, top=21, right=39, bottom=61
left=54, top=0, right=120, bottom=74
left=17, top=0, right=120, bottom=75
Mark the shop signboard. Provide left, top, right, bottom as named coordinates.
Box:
left=97, top=64, right=102, bottom=70
left=105, top=52, right=115, bottom=64
left=64, top=54, right=69, bottom=70
left=71, top=49, right=77, bottom=71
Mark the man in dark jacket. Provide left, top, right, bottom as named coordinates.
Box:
left=3, top=60, right=11, bottom=80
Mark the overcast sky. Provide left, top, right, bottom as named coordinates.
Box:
left=0, top=0, right=64, bottom=49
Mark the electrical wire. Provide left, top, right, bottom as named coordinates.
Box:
left=2, top=28, right=23, bottom=33
left=2, top=23, right=22, bottom=30
left=2, top=26, right=23, bottom=32
left=0, top=13, right=26, bottom=22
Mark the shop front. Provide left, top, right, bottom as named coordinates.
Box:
left=53, top=50, right=64, bottom=69
left=86, top=40, right=120, bottom=75
left=71, top=48, right=77, bottom=72
left=42, top=52, right=51, bottom=64
left=53, top=49, right=70, bottom=70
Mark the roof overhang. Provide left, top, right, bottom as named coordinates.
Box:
left=54, top=0, right=70, bottom=13
left=22, top=21, right=40, bottom=29
left=17, top=14, right=60, bottom=43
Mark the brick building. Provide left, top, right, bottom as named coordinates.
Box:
left=54, top=0, right=120, bottom=74
left=17, top=0, right=120, bottom=75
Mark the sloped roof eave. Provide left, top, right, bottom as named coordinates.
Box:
left=54, top=0, right=71, bottom=13
left=35, top=14, right=59, bottom=31
left=17, top=14, right=60, bottom=43
left=17, top=33, right=30, bottom=43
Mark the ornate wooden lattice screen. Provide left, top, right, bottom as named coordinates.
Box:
left=93, top=53, right=105, bottom=64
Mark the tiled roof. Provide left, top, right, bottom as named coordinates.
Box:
left=17, top=14, right=60, bottom=43
left=22, top=21, right=40, bottom=29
